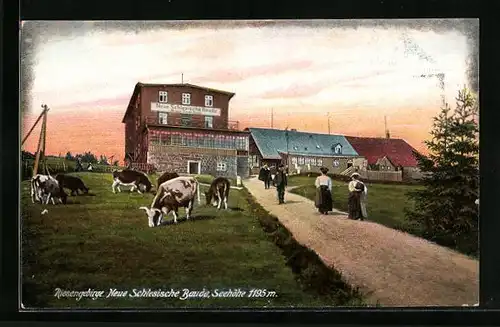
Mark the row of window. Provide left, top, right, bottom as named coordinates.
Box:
left=158, top=91, right=214, bottom=107
left=158, top=112, right=214, bottom=128
left=291, top=157, right=324, bottom=166
left=290, top=143, right=342, bottom=154
left=149, top=133, right=248, bottom=150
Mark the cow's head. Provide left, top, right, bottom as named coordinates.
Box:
left=139, top=206, right=162, bottom=227
left=205, top=190, right=213, bottom=206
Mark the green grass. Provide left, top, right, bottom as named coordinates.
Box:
left=287, top=175, right=424, bottom=235
left=21, top=172, right=362, bottom=308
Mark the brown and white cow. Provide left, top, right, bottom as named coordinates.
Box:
left=139, top=176, right=200, bottom=227
left=205, top=177, right=230, bottom=210
left=112, top=169, right=152, bottom=194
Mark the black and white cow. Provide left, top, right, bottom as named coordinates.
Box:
left=31, top=174, right=68, bottom=205
left=112, top=169, right=152, bottom=194
left=205, top=177, right=230, bottom=210
left=156, top=172, right=179, bottom=190
left=139, top=176, right=200, bottom=227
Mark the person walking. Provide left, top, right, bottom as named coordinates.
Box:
left=347, top=172, right=367, bottom=220
left=275, top=164, right=288, bottom=204
left=314, top=167, right=333, bottom=215
left=258, top=164, right=271, bottom=189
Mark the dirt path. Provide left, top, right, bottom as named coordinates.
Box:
left=245, top=178, right=478, bottom=306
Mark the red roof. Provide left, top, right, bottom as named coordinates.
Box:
left=345, top=136, right=420, bottom=167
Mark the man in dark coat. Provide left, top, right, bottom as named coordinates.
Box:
left=258, top=164, right=271, bottom=189
left=275, top=164, right=288, bottom=204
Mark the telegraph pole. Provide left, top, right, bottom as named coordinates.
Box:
left=33, top=104, right=49, bottom=177
left=271, top=108, right=274, bottom=128
left=327, top=112, right=331, bottom=134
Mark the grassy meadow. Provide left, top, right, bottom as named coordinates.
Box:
left=287, top=175, right=424, bottom=235
left=21, top=172, right=363, bottom=308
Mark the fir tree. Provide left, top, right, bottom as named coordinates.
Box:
left=405, top=87, right=479, bottom=256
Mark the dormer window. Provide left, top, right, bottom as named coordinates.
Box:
left=316, top=145, right=321, bottom=149
left=159, top=91, right=168, bottom=103
left=182, top=93, right=191, bottom=105
left=332, top=143, right=342, bottom=154
left=293, top=146, right=298, bottom=151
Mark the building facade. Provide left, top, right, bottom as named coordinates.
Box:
left=248, top=128, right=364, bottom=175
left=344, top=136, right=422, bottom=179
left=122, top=82, right=250, bottom=178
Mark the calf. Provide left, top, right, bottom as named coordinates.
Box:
left=112, top=169, right=152, bottom=194
left=55, top=174, right=89, bottom=196
left=31, top=174, right=68, bottom=205
left=139, top=176, right=200, bottom=227
left=205, top=177, right=230, bottom=210
left=156, top=172, right=179, bottom=190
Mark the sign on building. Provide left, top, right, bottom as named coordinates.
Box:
left=151, top=102, right=221, bottom=116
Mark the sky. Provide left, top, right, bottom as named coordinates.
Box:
left=20, top=20, right=479, bottom=163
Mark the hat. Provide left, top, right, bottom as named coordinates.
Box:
left=351, top=172, right=360, bottom=178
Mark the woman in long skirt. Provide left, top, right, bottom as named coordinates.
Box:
left=314, top=167, right=333, bottom=214
left=348, top=172, right=365, bottom=220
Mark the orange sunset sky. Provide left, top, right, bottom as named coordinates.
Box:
left=20, top=20, right=478, bottom=163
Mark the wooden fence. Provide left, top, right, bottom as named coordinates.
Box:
left=363, top=170, right=403, bottom=182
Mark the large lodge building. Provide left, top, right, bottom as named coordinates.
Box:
left=122, top=82, right=250, bottom=178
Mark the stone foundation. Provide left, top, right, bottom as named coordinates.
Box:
left=147, top=144, right=245, bottom=178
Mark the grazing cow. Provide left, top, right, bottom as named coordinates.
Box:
left=55, top=174, right=89, bottom=196
left=156, top=172, right=179, bottom=190
left=31, top=174, right=68, bottom=205
left=205, top=177, right=230, bottom=210
left=139, top=176, right=200, bottom=227
left=112, top=169, right=152, bottom=194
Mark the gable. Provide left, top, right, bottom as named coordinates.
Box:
left=345, top=136, right=419, bottom=167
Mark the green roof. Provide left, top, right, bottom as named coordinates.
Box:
left=249, top=128, right=360, bottom=159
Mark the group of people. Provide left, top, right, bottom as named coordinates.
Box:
left=258, top=163, right=288, bottom=204
left=258, top=164, right=368, bottom=220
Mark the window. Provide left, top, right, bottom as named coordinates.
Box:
left=298, top=157, right=304, bottom=165
left=305, top=157, right=311, bottom=164
left=311, top=158, right=317, bottom=166
left=333, top=144, right=342, bottom=154
left=181, top=114, right=191, bottom=126
left=159, top=112, right=168, bottom=125
left=291, top=157, right=297, bottom=164
left=205, top=116, right=213, bottom=128
left=333, top=160, right=340, bottom=167
left=217, top=161, right=227, bottom=172
left=205, top=95, right=213, bottom=107
left=317, top=159, right=323, bottom=166
left=182, top=93, right=191, bottom=105
left=159, top=91, right=168, bottom=103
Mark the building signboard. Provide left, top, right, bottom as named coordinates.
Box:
left=151, top=102, right=221, bottom=116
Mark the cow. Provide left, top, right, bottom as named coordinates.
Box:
left=205, top=177, right=230, bottom=210
left=139, top=176, right=200, bottom=227
left=156, top=172, right=179, bottom=190
left=31, top=174, right=68, bottom=205
left=55, top=174, right=89, bottom=196
left=112, top=169, right=152, bottom=194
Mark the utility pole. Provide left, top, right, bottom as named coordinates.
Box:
left=181, top=73, right=184, bottom=84
left=33, top=104, right=49, bottom=177
left=271, top=108, right=274, bottom=128
left=285, top=126, right=289, bottom=168
left=327, top=112, right=331, bottom=134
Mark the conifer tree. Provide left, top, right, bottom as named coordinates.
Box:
left=406, top=87, right=479, bottom=256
